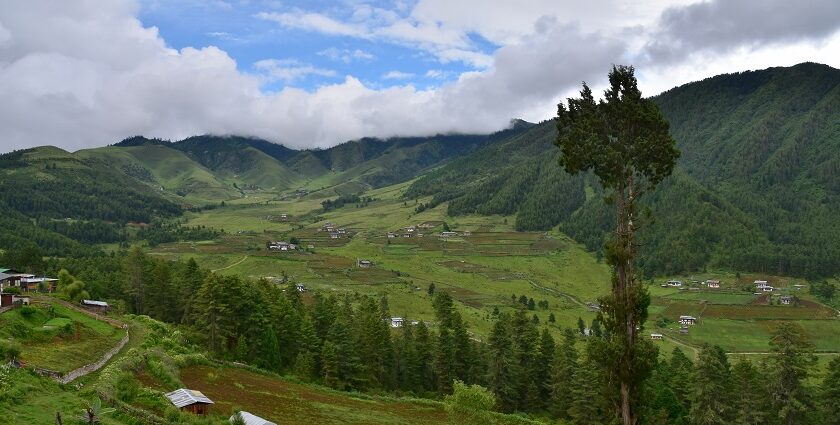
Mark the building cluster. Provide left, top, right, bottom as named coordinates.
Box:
left=319, top=222, right=348, bottom=239
left=268, top=241, right=297, bottom=251
left=0, top=268, right=58, bottom=292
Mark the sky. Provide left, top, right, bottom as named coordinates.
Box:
left=1, top=0, right=840, bottom=153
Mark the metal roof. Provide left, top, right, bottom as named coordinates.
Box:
left=165, top=388, right=214, bottom=408
left=82, top=299, right=109, bottom=307
left=231, top=411, right=277, bottom=425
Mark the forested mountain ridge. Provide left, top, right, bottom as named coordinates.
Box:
left=406, top=62, right=840, bottom=278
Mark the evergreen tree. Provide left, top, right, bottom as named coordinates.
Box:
left=556, top=65, right=679, bottom=425
left=768, top=323, right=816, bottom=425
left=730, top=357, right=769, bottom=425
left=550, top=328, right=579, bottom=419
left=123, top=246, right=147, bottom=314
left=485, top=313, right=516, bottom=412
left=689, top=345, right=731, bottom=425
left=819, top=356, right=840, bottom=425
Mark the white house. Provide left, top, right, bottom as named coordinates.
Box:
left=706, top=279, right=721, bottom=289
left=754, top=280, right=769, bottom=288
left=390, top=317, right=405, bottom=328
left=268, top=241, right=296, bottom=251
left=780, top=296, right=793, bottom=305
left=762, top=286, right=775, bottom=292
left=295, top=284, right=306, bottom=293
left=666, top=280, right=683, bottom=287
left=679, top=315, right=697, bottom=325
left=650, top=333, right=664, bottom=340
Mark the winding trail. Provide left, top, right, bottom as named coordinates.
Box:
left=212, top=255, right=249, bottom=272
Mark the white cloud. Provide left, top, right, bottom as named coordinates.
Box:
left=253, top=59, right=337, bottom=84
left=317, top=47, right=375, bottom=63
left=382, top=70, right=414, bottom=80
left=1, top=0, right=840, bottom=154
left=255, top=10, right=366, bottom=37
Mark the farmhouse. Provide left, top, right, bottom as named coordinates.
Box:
left=440, top=231, right=458, bottom=238
left=358, top=259, right=373, bottom=268
left=404, top=226, right=416, bottom=233
left=462, top=231, right=472, bottom=236
left=387, top=232, right=396, bottom=239
left=268, top=241, right=296, bottom=251
left=329, top=232, right=340, bottom=239
left=231, top=411, right=277, bottom=425
left=780, top=295, right=794, bottom=305
left=82, top=299, right=109, bottom=313
left=754, top=280, right=769, bottom=288
left=279, top=213, right=289, bottom=220
left=165, top=388, right=214, bottom=416
left=666, top=280, right=683, bottom=287
left=679, top=315, right=697, bottom=325
left=295, top=284, right=306, bottom=293
left=390, top=317, right=405, bottom=328
left=706, top=279, right=721, bottom=289
left=762, top=286, right=775, bottom=292
left=21, top=277, right=58, bottom=292
left=650, top=333, right=663, bottom=340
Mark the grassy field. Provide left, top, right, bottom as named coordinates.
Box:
left=149, top=179, right=840, bottom=353
left=0, top=302, right=126, bottom=373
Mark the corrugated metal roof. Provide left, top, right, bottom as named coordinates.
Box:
left=165, top=388, right=214, bottom=408
left=82, top=299, right=109, bottom=307
left=231, top=411, right=277, bottom=425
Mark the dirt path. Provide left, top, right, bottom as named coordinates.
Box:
left=212, top=255, right=249, bottom=272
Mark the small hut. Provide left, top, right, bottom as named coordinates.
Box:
left=165, top=389, right=214, bottom=415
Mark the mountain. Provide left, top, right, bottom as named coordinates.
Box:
left=0, top=123, right=532, bottom=251
left=405, top=62, right=840, bottom=278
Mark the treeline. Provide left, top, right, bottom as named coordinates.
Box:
left=43, top=250, right=840, bottom=423
left=321, top=194, right=375, bottom=212
left=136, top=222, right=222, bottom=247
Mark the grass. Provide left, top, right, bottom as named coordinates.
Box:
left=0, top=302, right=126, bottom=373
left=150, top=178, right=840, bottom=352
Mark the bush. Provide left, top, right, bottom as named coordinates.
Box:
left=0, top=339, right=22, bottom=361
left=443, top=380, right=495, bottom=424
left=115, top=372, right=139, bottom=402
left=18, top=305, right=36, bottom=318
left=2, top=287, right=21, bottom=295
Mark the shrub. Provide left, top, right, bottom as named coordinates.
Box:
left=0, top=339, right=22, bottom=361
left=115, top=372, right=139, bottom=402
left=443, top=380, right=495, bottom=424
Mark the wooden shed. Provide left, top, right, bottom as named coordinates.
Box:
left=165, top=388, right=214, bottom=415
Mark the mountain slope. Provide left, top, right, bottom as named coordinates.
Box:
left=405, top=62, right=840, bottom=277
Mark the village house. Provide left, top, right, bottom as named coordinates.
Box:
left=754, top=280, right=769, bottom=288
left=706, top=279, right=721, bottom=289
left=329, top=232, right=340, bottom=239
left=679, top=326, right=689, bottom=335
left=402, top=233, right=413, bottom=238
left=165, top=389, right=214, bottom=416
left=279, top=213, right=289, bottom=221
left=268, top=241, right=296, bottom=251
left=679, top=315, right=697, bottom=325
left=231, top=411, right=276, bottom=425
left=82, top=299, right=109, bottom=313
left=462, top=231, right=472, bottom=236
left=358, top=259, right=373, bottom=268
left=762, top=286, right=775, bottom=292
left=650, top=333, right=664, bottom=340
left=22, top=277, right=58, bottom=292
left=793, top=284, right=805, bottom=290
left=404, top=226, right=416, bottom=233
left=666, top=280, right=683, bottom=287
left=387, top=232, right=396, bottom=239
left=780, top=295, right=794, bottom=305
left=390, top=317, right=405, bottom=328
left=418, top=223, right=435, bottom=229
left=440, top=231, right=458, bottom=238
left=295, top=284, right=306, bottom=293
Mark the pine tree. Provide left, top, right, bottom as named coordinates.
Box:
left=819, top=356, right=840, bottom=425
left=730, top=357, right=768, bottom=425
left=414, top=321, right=435, bottom=391
left=556, top=65, right=679, bottom=425
left=535, top=328, right=555, bottom=408
left=768, top=323, right=816, bottom=425
left=568, top=344, right=609, bottom=425
left=689, top=345, right=731, bottom=425
left=550, top=328, right=579, bottom=419
left=668, top=348, right=694, bottom=414
left=486, top=314, right=516, bottom=412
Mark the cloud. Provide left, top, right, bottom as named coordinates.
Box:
left=317, top=47, right=375, bottom=63
left=382, top=70, right=414, bottom=80
left=1, top=0, right=840, bottom=154
left=255, top=10, right=366, bottom=37
left=253, top=59, right=337, bottom=83
left=644, top=0, right=840, bottom=64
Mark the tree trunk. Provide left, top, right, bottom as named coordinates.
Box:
left=616, top=178, right=636, bottom=425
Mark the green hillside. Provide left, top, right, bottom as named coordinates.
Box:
left=405, top=63, right=840, bottom=278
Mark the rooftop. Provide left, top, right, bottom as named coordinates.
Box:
left=165, top=388, right=214, bottom=408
